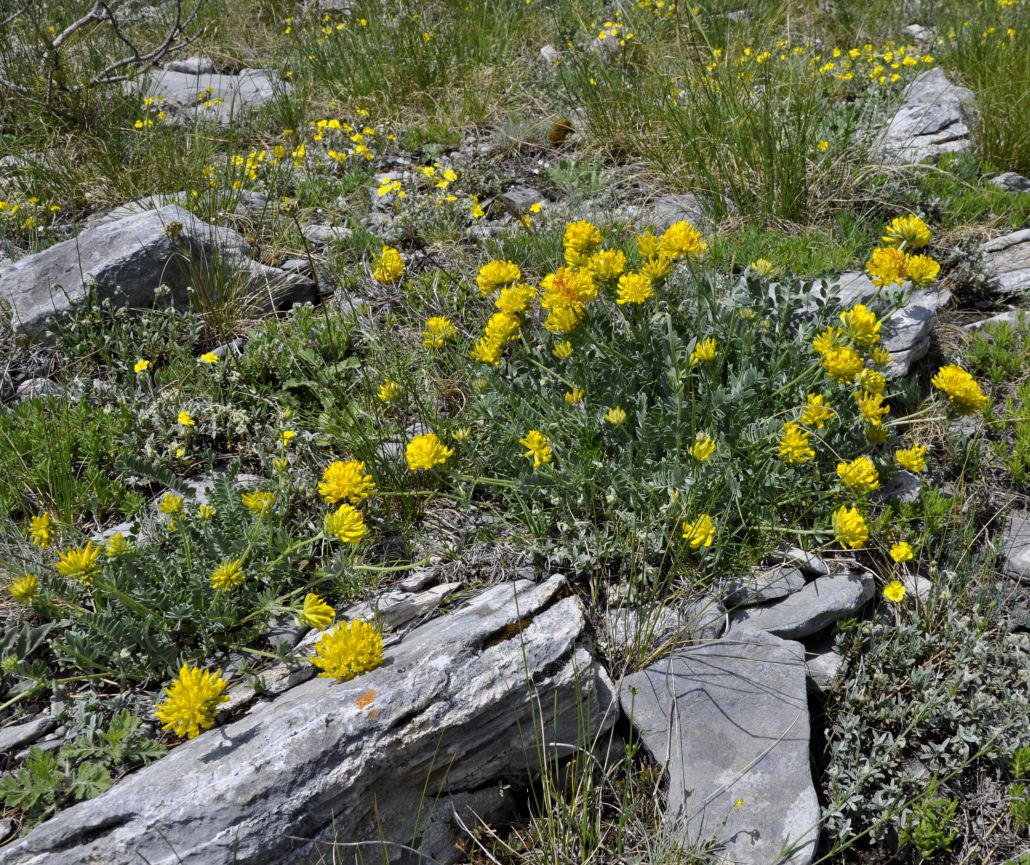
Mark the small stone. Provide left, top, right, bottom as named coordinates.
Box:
left=539, top=44, right=560, bottom=63
left=903, top=23, right=934, bottom=45
left=15, top=377, right=63, bottom=401
left=648, top=193, right=715, bottom=231
left=768, top=546, right=830, bottom=576
left=872, top=470, right=921, bottom=505
left=730, top=570, right=875, bottom=639
left=266, top=619, right=308, bottom=653
left=278, top=258, right=310, bottom=274
left=806, top=649, right=843, bottom=695
left=990, top=172, right=1030, bottom=193
left=0, top=717, right=58, bottom=757
left=604, top=596, right=725, bottom=653
left=721, top=565, right=805, bottom=607
left=497, top=186, right=545, bottom=214
left=0, top=819, right=13, bottom=841
left=962, top=309, right=1023, bottom=332
left=902, top=573, right=934, bottom=602
left=165, top=56, right=216, bottom=75
left=300, top=224, right=353, bottom=245
left=1000, top=511, right=1030, bottom=585
left=874, top=68, right=975, bottom=163
left=136, top=69, right=287, bottom=129
left=981, top=229, right=1030, bottom=296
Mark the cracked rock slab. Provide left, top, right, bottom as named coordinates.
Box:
left=874, top=68, right=975, bottom=163
left=620, top=630, right=819, bottom=865
left=1, top=576, right=616, bottom=865
left=730, top=570, right=875, bottom=639
left=138, top=69, right=286, bottom=128
left=721, top=565, right=806, bottom=607
left=981, top=229, right=1030, bottom=296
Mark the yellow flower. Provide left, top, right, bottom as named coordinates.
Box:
left=28, top=513, right=52, bottom=548
left=104, top=531, right=130, bottom=558
left=615, top=272, right=653, bottom=305
left=641, top=255, right=673, bottom=280
left=903, top=254, right=940, bottom=287
left=540, top=267, right=598, bottom=310
left=495, top=283, right=537, bottom=315
left=588, top=249, right=627, bottom=281
left=309, top=620, right=384, bottom=681
left=895, top=444, right=927, bottom=473
left=134, top=358, right=151, bottom=373
left=882, top=214, right=931, bottom=249
left=870, top=346, right=891, bottom=367
left=198, top=352, right=219, bottom=364
left=280, top=430, right=296, bottom=448
left=178, top=410, right=196, bottom=427
left=324, top=503, right=366, bottom=544
left=56, top=541, right=101, bottom=585
left=817, top=139, right=830, bottom=152
left=840, top=304, right=881, bottom=348
left=931, top=364, right=988, bottom=414
left=210, top=559, right=245, bottom=591
left=832, top=505, right=868, bottom=549
left=377, top=379, right=403, bottom=402
left=889, top=542, right=914, bottom=563
left=636, top=231, right=661, bottom=259
left=273, top=457, right=289, bottom=473
left=198, top=504, right=216, bottom=520
left=155, top=664, right=229, bottom=739
left=297, top=593, right=335, bottom=630
left=837, top=456, right=880, bottom=492
left=823, top=347, right=865, bottom=383
left=778, top=422, right=815, bottom=464
left=750, top=258, right=779, bottom=276
left=406, top=432, right=454, bottom=471
left=855, top=390, right=890, bottom=425
left=689, top=435, right=716, bottom=462
left=476, top=259, right=522, bottom=294
left=543, top=304, right=583, bottom=334
left=812, top=326, right=843, bottom=356
left=9, top=573, right=38, bottom=604
left=866, top=422, right=889, bottom=445
left=519, top=429, right=553, bottom=467
left=855, top=368, right=886, bottom=395
left=552, top=340, right=574, bottom=360
left=604, top=406, right=627, bottom=425
left=690, top=336, right=717, bottom=366
left=422, top=316, right=458, bottom=348
left=241, top=490, right=275, bottom=514
left=319, top=460, right=376, bottom=504
left=563, top=220, right=602, bottom=255
left=883, top=579, right=906, bottom=603
left=372, top=245, right=404, bottom=284
left=682, top=513, right=715, bottom=549
left=866, top=246, right=908, bottom=287
left=659, top=220, right=708, bottom=260
left=471, top=336, right=504, bottom=365
left=159, top=492, right=184, bottom=516
left=800, top=394, right=835, bottom=429
left=564, top=387, right=585, bottom=406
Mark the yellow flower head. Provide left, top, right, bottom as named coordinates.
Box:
left=540, top=267, right=598, bottom=310
left=870, top=346, right=891, bottom=367
left=823, top=347, right=864, bottom=383
left=319, top=460, right=376, bottom=504
left=883, top=579, right=906, bottom=603
left=855, top=368, right=887, bottom=395
left=423, top=316, right=458, bottom=348
left=564, top=387, right=585, bottom=406
left=104, top=531, right=131, bottom=558
left=800, top=394, right=835, bottom=429
left=855, top=390, right=890, bottom=425
left=641, top=255, right=673, bottom=280
left=543, top=304, right=583, bottom=334
left=931, top=364, right=988, bottom=414
left=889, top=541, right=914, bottom=563
left=406, top=432, right=454, bottom=471
left=895, top=444, right=927, bottom=473
left=373, top=245, right=405, bottom=284
left=28, top=513, right=52, bottom=549
left=659, top=220, right=708, bottom=261
left=199, top=352, right=219, bottom=364
left=616, top=272, right=653, bottom=305
left=297, top=592, right=335, bottom=630
left=866, top=422, right=889, bottom=446
left=324, top=503, right=366, bottom=544
left=682, top=513, right=715, bottom=549
left=636, top=231, right=661, bottom=259
left=198, top=503, right=216, bottom=520
left=866, top=246, right=908, bottom=287
left=604, top=406, right=628, bottom=425
left=832, top=505, right=868, bottom=549
left=9, top=573, right=38, bottom=604
left=903, top=254, right=940, bottom=287
left=882, top=214, right=931, bottom=249
left=840, top=304, right=881, bottom=348
left=552, top=340, right=574, bottom=360
left=589, top=249, right=627, bottom=282
left=476, top=259, right=522, bottom=294
left=471, top=336, right=504, bottom=365
left=155, top=664, right=229, bottom=739
left=750, top=258, right=779, bottom=277
left=280, top=430, right=296, bottom=448
left=837, top=455, right=880, bottom=492
left=56, top=541, right=101, bottom=585
left=178, top=410, right=196, bottom=427
left=778, top=422, right=815, bottom=464
left=495, top=283, right=537, bottom=315
left=812, top=326, right=843, bottom=357
left=309, top=620, right=384, bottom=681
left=563, top=220, right=602, bottom=255
left=134, top=358, right=151, bottom=374
left=210, top=559, right=245, bottom=591
left=377, top=379, right=403, bottom=402
left=690, top=336, right=717, bottom=366
left=159, top=492, right=184, bottom=516
left=689, top=435, right=716, bottom=462
left=241, top=490, right=275, bottom=514
left=519, top=429, right=553, bottom=467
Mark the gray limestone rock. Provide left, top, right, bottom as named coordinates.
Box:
left=498, top=186, right=546, bottom=214
left=721, top=565, right=806, bottom=607
left=14, top=377, right=63, bottom=401
left=730, top=571, right=875, bottom=639
left=165, top=56, right=217, bottom=75
left=0, top=206, right=313, bottom=340
left=981, top=229, right=1030, bottom=296
left=0, top=577, right=615, bottom=865
left=768, top=546, right=830, bottom=576
left=86, top=190, right=269, bottom=230
left=806, top=649, right=843, bottom=695
left=603, top=596, right=725, bottom=653
left=648, top=193, right=715, bottom=231
left=1000, top=511, right=1030, bottom=585
left=990, top=172, right=1030, bottom=193
left=962, top=308, right=1024, bottom=332
left=874, top=68, right=975, bottom=163
left=620, top=630, right=819, bottom=865
left=0, top=716, right=58, bottom=758
left=300, top=224, right=354, bottom=245
left=137, top=68, right=286, bottom=128
left=872, top=470, right=921, bottom=505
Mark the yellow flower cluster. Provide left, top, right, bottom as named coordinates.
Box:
left=931, top=364, right=989, bottom=415
left=297, top=593, right=336, bottom=630
left=56, top=542, right=100, bottom=585
left=865, top=216, right=940, bottom=288
left=9, top=573, right=38, bottom=604
left=155, top=664, right=229, bottom=739
left=319, top=460, right=376, bottom=504
left=423, top=316, right=458, bottom=348
left=519, top=430, right=553, bottom=467
left=210, top=559, right=245, bottom=592
left=324, top=503, right=366, bottom=544
left=406, top=432, right=454, bottom=471
left=836, top=456, right=879, bottom=493
left=373, top=245, right=405, bottom=284
left=778, top=422, right=815, bottom=464
left=682, top=513, right=715, bottom=549
left=309, top=619, right=384, bottom=681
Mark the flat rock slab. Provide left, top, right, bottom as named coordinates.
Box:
left=874, top=68, right=974, bottom=163
left=1000, top=511, right=1030, bottom=585
left=0, top=717, right=57, bottom=758
left=1, top=577, right=615, bottom=865
left=139, top=69, right=285, bottom=127
left=981, top=229, right=1030, bottom=296
left=721, top=565, right=806, bottom=607
left=603, top=596, right=725, bottom=654
left=730, top=571, right=875, bottom=639
left=621, top=630, right=819, bottom=865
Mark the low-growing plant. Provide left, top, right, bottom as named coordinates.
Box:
left=898, top=777, right=960, bottom=861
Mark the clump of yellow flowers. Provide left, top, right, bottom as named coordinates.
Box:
left=309, top=620, right=384, bottom=681
left=155, top=664, right=229, bottom=739
left=865, top=214, right=940, bottom=288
